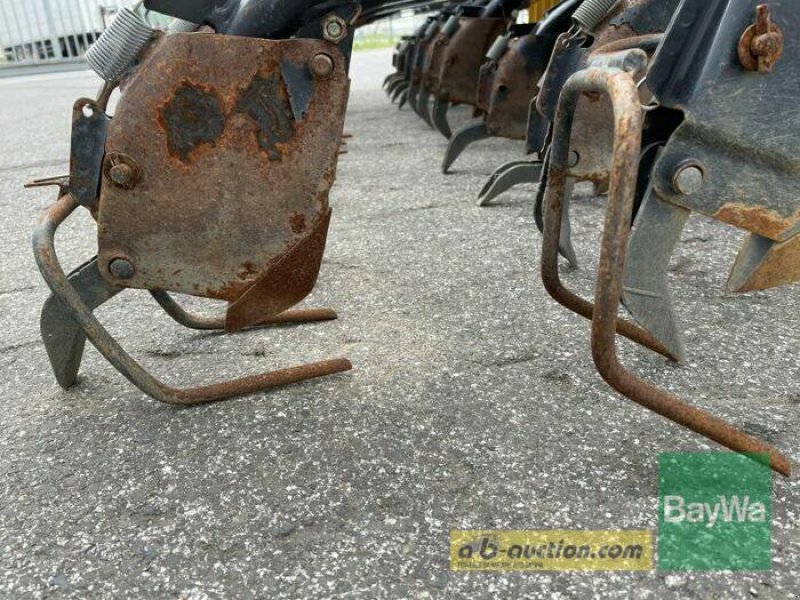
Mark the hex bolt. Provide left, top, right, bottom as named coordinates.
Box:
left=109, top=163, right=134, bottom=187
left=309, top=53, right=335, bottom=79
left=323, top=16, right=347, bottom=44
left=109, top=258, right=135, bottom=279
left=672, top=163, right=705, bottom=195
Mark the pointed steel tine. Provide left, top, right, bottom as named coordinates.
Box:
left=383, top=73, right=400, bottom=89
left=418, top=89, right=434, bottom=128
left=40, top=257, right=123, bottom=388
left=477, top=161, right=525, bottom=199
left=25, top=175, right=70, bottom=190
left=622, top=187, right=690, bottom=362
left=397, top=90, right=409, bottom=110
left=411, top=85, right=426, bottom=119
left=534, top=170, right=578, bottom=267
left=558, top=177, right=578, bottom=268
left=390, top=82, right=409, bottom=103
left=407, top=83, right=420, bottom=113
left=728, top=233, right=800, bottom=293
left=387, top=77, right=406, bottom=97
left=477, top=160, right=542, bottom=206
left=441, top=120, right=490, bottom=174
left=432, top=97, right=452, bottom=139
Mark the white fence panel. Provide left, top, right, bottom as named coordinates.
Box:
left=0, top=0, right=136, bottom=65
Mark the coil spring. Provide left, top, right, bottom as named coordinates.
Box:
left=85, top=8, right=154, bottom=82
left=572, top=0, right=619, bottom=34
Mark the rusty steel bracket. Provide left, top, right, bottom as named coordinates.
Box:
left=541, top=66, right=791, bottom=476
left=31, top=28, right=356, bottom=404
left=646, top=0, right=800, bottom=296
left=96, top=34, right=350, bottom=326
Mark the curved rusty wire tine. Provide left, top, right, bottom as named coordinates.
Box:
left=543, top=68, right=791, bottom=476
left=33, top=194, right=352, bottom=406
left=541, top=77, right=674, bottom=360
left=150, top=290, right=337, bottom=331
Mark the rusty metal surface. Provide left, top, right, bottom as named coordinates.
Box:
left=436, top=17, right=508, bottom=106
left=738, top=4, right=784, bottom=73
left=96, top=33, right=350, bottom=314
left=649, top=0, right=800, bottom=251
left=151, top=290, right=337, bottom=330
left=541, top=67, right=792, bottom=476
left=225, top=208, right=331, bottom=331
left=421, top=32, right=447, bottom=94
left=484, top=37, right=537, bottom=139
left=728, top=231, right=800, bottom=293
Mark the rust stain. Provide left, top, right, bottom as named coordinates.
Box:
left=714, top=203, right=800, bottom=241
left=289, top=212, right=307, bottom=234
left=235, top=72, right=295, bottom=161
left=159, top=82, right=225, bottom=162
left=730, top=234, right=800, bottom=293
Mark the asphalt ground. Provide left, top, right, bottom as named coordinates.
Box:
left=0, top=48, right=798, bottom=599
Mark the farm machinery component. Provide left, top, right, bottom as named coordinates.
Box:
left=30, top=0, right=364, bottom=404
left=475, top=0, right=579, bottom=203
left=435, top=3, right=517, bottom=172
left=536, top=0, right=795, bottom=475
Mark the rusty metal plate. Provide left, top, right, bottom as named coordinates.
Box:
left=97, top=33, right=349, bottom=304
left=422, top=32, right=448, bottom=93
left=486, top=37, right=544, bottom=140
left=437, top=17, right=508, bottom=105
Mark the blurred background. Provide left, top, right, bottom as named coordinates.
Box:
left=0, top=0, right=509, bottom=70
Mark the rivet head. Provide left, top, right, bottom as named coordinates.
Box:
left=309, top=53, right=335, bottom=79
left=323, top=16, right=347, bottom=43
left=672, top=163, right=705, bottom=195
left=568, top=151, right=580, bottom=168
left=109, top=258, right=135, bottom=279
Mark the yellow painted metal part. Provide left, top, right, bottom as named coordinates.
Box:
left=529, top=0, right=563, bottom=22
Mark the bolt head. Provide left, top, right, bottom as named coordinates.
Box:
left=323, top=17, right=346, bottom=43
left=109, top=163, right=133, bottom=186
left=109, top=258, right=135, bottom=279
left=568, top=151, right=580, bottom=168
left=309, top=53, right=335, bottom=79
left=672, top=164, right=705, bottom=195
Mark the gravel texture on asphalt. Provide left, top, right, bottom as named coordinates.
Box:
left=0, top=49, right=797, bottom=599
